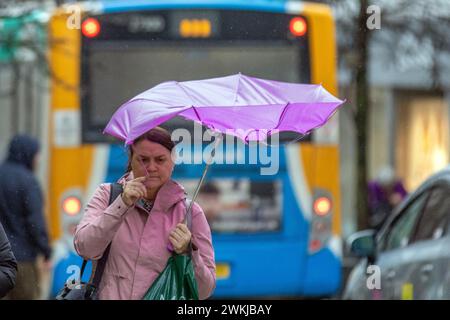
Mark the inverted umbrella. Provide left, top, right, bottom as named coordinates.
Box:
left=104, top=73, right=344, bottom=144
left=104, top=73, right=344, bottom=213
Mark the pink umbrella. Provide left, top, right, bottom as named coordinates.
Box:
left=104, top=73, right=344, bottom=145
left=104, top=73, right=344, bottom=223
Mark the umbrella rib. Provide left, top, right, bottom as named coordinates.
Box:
left=233, top=72, right=242, bottom=105
left=174, top=81, right=196, bottom=106
left=274, top=102, right=290, bottom=130
left=173, top=81, right=205, bottom=125
left=192, top=106, right=203, bottom=124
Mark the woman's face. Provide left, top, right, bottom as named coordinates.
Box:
left=131, top=139, right=174, bottom=190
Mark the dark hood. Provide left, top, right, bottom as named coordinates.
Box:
left=6, top=135, right=40, bottom=170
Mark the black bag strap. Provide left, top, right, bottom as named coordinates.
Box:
left=81, top=183, right=123, bottom=286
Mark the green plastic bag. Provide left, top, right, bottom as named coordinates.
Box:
left=142, top=254, right=199, bottom=300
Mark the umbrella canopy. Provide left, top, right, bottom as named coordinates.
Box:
left=104, top=73, right=344, bottom=145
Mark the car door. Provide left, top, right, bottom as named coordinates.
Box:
left=374, top=191, right=430, bottom=300
left=396, top=186, right=450, bottom=299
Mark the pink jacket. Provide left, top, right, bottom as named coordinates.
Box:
left=74, top=175, right=216, bottom=300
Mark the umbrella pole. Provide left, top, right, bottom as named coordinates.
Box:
left=185, top=134, right=223, bottom=219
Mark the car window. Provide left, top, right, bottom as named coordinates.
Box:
left=383, top=192, right=429, bottom=251
left=412, top=186, right=450, bottom=242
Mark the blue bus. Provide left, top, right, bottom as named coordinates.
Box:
left=48, top=0, right=342, bottom=298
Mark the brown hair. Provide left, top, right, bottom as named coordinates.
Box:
left=126, top=127, right=174, bottom=173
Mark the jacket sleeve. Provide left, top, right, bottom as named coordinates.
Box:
left=190, top=202, right=216, bottom=300
left=0, top=223, right=17, bottom=298
left=23, top=176, right=52, bottom=260
left=74, top=184, right=130, bottom=260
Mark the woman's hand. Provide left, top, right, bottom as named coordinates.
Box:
left=121, top=176, right=148, bottom=207
left=169, top=223, right=192, bottom=254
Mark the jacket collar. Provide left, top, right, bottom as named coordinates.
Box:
left=118, top=172, right=187, bottom=212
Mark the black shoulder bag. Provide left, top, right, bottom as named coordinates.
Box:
left=55, top=183, right=123, bottom=300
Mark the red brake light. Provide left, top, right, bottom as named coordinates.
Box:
left=82, top=18, right=101, bottom=38
left=313, top=197, right=331, bottom=216
left=62, top=196, right=82, bottom=216
left=289, top=17, right=307, bottom=37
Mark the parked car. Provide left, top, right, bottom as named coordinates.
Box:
left=343, top=167, right=450, bottom=299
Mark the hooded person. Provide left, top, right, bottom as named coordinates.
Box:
left=0, top=134, right=52, bottom=299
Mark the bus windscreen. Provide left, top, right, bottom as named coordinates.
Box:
left=87, top=45, right=301, bottom=128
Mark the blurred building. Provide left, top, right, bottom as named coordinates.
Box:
left=337, top=2, right=450, bottom=236
left=0, top=1, right=53, bottom=189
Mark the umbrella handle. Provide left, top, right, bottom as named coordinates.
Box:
left=184, top=133, right=223, bottom=223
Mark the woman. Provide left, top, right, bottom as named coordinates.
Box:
left=74, top=127, right=216, bottom=300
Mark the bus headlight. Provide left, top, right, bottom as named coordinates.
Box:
left=309, top=189, right=333, bottom=254
left=62, top=196, right=82, bottom=216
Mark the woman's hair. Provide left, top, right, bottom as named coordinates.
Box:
left=126, top=127, right=174, bottom=173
